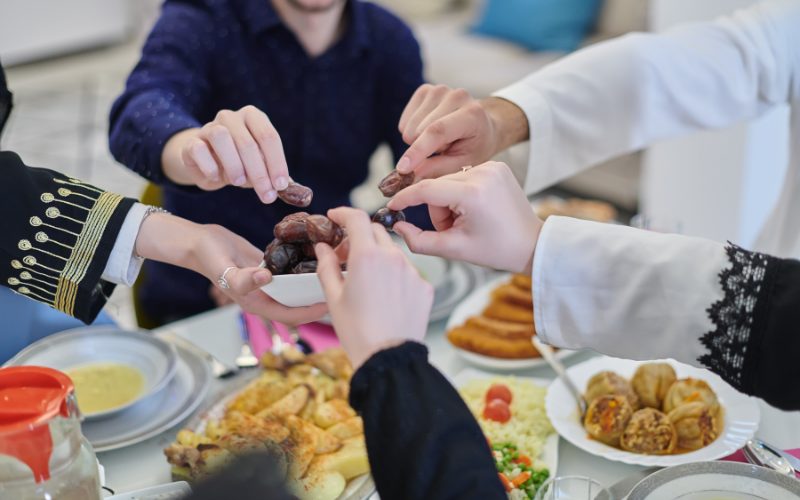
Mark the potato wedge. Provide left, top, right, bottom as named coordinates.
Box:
left=171, top=466, right=193, bottom=484
left=307, top=440, right=370, bottom=480
left=326, top=417, right=363, bottom=440
left=285, top=417, right=318, bottom=480
left=204, top=419, right=228, bottom=440
left=314, top=399, right=356, bottom=429
left=288, top=470, right=346, bottom=500
left=342, top=435, right=366, bottom=450
left=331, top=379, right=349, bottom=401
left=228, top=379, right=292, bottom=415
left=299, top=398, right=317, bottom=423
left=197, top=446, right=232, bottom=474
left=223, top=411, right=290, bottom=443
left=176, top=429, right=213, bottom=447
left=286, top=415, right=343, bottom=455
left=307, top=348, right=354, bottom=381
left=257, top=385, right=311, bottom=420
left=217, top=435, right=268, bottom=456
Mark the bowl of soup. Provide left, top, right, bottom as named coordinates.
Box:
left=5, top=326, right=178, bottom=420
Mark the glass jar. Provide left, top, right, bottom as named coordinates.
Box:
left=0, top=366, right=101, bottom=500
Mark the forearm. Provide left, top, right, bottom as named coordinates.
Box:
left=350, top=342, right=506, bottom=500
left=133, top=212, right=206, bottom=278
left=482, top=97, right=529, bottom=155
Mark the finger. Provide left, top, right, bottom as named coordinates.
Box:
left=327, top=207, right=376, bottom=248
left=398, top=84, right=432, bottom=134
left=414, top=88, right=472, bottom=139
left=396, top=111, right=475, bottom=174
left=386, top=178, right=464, bottom=212
left=393, top=222, right=463, bottom=258
left=428, top=205, right=456, bottom=232
left=371, top=223, right=394, bottom=248
left=315, top=242, right=344, bottom=301
left=246, top=109, right=290, bottom=192
left=224, top=267, right=273, bottom=295
left=185, top=138, right=222, bottom=182
left=402, top=87, right=449, bottom=146
left=204, top=124, right=247, bottom=187
left=245, top=295, right=329, bottom=326
left=334, top=237, right=350, bottom=263
left=222, top=113, right=276, bottom=202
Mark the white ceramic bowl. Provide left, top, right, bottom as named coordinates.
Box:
left=5, top=326, right=178, bottom=421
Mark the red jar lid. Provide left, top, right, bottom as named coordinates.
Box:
left=0, top=366, right=75, bottom=483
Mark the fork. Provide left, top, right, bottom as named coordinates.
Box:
left=286, top=324, right=314, bottom=354
left=235, top=313, right=260, bottom=368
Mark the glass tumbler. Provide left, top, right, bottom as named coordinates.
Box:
left=534, top=476, right=613, bottom=500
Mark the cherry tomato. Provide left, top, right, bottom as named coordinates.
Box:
left=486, top=383, right=513, bottom=405
left=483, top=399, right=512, bottom=423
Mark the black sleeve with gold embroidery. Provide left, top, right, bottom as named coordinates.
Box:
left=1, top=151, right=136, bottom=324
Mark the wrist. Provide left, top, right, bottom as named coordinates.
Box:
left=347, top=338, right=410, bottom=371
left=481, top=97, right=529, bottom=155
left=161, top=128, right=200, bottom=185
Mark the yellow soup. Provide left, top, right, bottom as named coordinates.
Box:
left=67, top=363, right=145, bottom=414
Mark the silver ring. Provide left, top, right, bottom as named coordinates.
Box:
left=217, top=266, right=236, bottom=289
left=461, top=165, right=473, bottom=172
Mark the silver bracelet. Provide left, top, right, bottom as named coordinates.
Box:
left=133, top=206, right=171, bottom=260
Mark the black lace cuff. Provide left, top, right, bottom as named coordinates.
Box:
left=698, top=243, right=779, bottom=395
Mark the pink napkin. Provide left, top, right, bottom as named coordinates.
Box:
left=243, top=312, right=340, bottom=357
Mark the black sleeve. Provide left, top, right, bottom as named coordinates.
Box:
left=0, top=59, right=12, bottom=139
left=699, top=244, right=800, bottom=410
left=0, top=151, right=136, bottom=324
left=349, top=342, right=507, bottom=500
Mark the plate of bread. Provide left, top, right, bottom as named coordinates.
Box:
left=445, top=274, right=581, bottom=370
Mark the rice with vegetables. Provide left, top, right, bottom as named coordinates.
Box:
left=459, top=377, right=554, bottom=463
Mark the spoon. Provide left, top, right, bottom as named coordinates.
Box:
left=531, top=336, right=587, bottom=421
left=235, top=313, right=260, bottom=368
left=743, top=438, right=798, bottom=477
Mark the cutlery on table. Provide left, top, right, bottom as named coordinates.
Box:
left=286, top=324, right=314, bottom=354
left=161, top=332, right=239, bottom=378
left=532, top=335, right=587, bottom=421
left=743, top=438, right=798, bottom=476
left=235, top=313, right=260, bottom=368
left=264, top=318, right=286, bottom=354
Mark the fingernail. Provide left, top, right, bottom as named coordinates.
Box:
left=274, top=176, right=288, bottom=190
left=254, top=271, right=270, bottom=285
left=396, top=157, right=410, bottom=173
left=233, top=175, right=246, bottom=186
left=263, top=190, right=277, bottom=203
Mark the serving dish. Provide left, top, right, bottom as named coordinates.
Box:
left=546, top=357, right=760, bottom=467
left=627, top=461, right=800, bottom=499
left=5, top=326, right=178, bottom=421
left=446, top=274, right=582, bottom=370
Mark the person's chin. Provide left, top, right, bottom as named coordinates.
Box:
left=286, top=0, right=342, bottom=13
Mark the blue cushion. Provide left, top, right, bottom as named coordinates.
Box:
left=472, top=0, right=603, bottom=52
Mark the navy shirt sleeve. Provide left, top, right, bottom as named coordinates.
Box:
left=108, top=1, right=213, bottom=187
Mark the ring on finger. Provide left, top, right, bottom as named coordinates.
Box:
left=461, top=165, right=473, bottom=172
left=217, top=266, right=237, bottom=289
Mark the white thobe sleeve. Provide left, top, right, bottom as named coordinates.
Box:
left=531, top=217, right=729, bottom=368
left=492, top=0, right=800, bottom=193
left=100, top=202, right=148, bottom=286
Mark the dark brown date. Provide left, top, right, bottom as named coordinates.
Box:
left=300, top=241, right=316, bottom=259
left=265, top=243, right=301, bottom=275
left=277, top=181, right=313, bottom=207
left=378, top=170, right=415, bottom=197
left=263, top=238, right=282, bottom=262
left=292, top=261, right=318, bottom=274
left=372, top=207, right=406, bottom=231
left=274, top=212, right=310, bottom=242
left=340, top=262, right=347, bottom=272
left=306, top=215, right=344, bottom=248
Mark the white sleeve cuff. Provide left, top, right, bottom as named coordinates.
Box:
left=101, top=202, right=148, bottom=286
left=492, top=82, right=553, bottom=195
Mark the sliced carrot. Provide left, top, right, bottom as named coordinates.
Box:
left=512, top=471, right=531, bottom=487
left=685, top=392, right=701, bottom=403
left=486, top=437, right=493, bottom=448
left=512, top=455, right=532, bottom=467
left=498, top=473, right=514, bottom=492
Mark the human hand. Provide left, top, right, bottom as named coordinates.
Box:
left=135, top=214, right=328, bottom=325
left=315, top=207, right=434, bottom=370
left=396, top=85, right=529, bottom=179
left=387, top=161, right=543, bottom=275
left=161, top=106, right=289, bottom=203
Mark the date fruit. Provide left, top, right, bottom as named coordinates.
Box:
left=306, top=215, right=344, bottom=248
left=265, top=243, right=301, bottom=275
left=274, top=212, right=310, bottom=242
left=378, top=170, right=415, bottom=197
left=372, top=207, right=405, bottom=231
left=292, top=261, right=318, bottom=274
left=264, top=238, right=282, bottom=263
left=300, top=241, right=316, bottom=259
left=277, top=181, right=313, bottom=207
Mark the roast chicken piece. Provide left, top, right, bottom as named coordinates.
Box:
left=585, top=372, right=641, bottom=411
left=662, top=378, right=720, bottom=416
left=631, top=363, right=677, bottom=409
left=620, top=408, right=677, bottom=455
left=667, top=401, right=719, bottom=450
left=583, top=395, right=633, bottom=446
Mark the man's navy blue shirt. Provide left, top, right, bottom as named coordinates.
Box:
left=109, top=0, right=426, bottom=323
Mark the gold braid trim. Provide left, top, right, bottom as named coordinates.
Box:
left=53, top=191, right=124, bottom=316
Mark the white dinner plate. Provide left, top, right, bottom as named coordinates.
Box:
left=5, top=326, right=178, bottom=421
left=452, top=368, right=559, bottom=477
left=84, top=344, right=211, bottom=452
left=627, top=461, right=800, bottom=499
left=446, top=274, right=582, bottom=370
left=186, top=378, right=374, bottom=500
left=546, top=357, right=761, bottom=467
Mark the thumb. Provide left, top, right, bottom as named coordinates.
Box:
left=393, top=222, right=460, bottom=259
left=224, top=267, right=273, bottom=295
left=315, top=243, right=344, bottom=303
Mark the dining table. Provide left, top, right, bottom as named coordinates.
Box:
left=97, top=302, right=800, bottom=496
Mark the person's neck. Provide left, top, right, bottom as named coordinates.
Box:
left=270, top=0, right=347, bottom=58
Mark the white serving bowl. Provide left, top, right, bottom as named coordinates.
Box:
left=5, top=326, right=178, bottom=421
